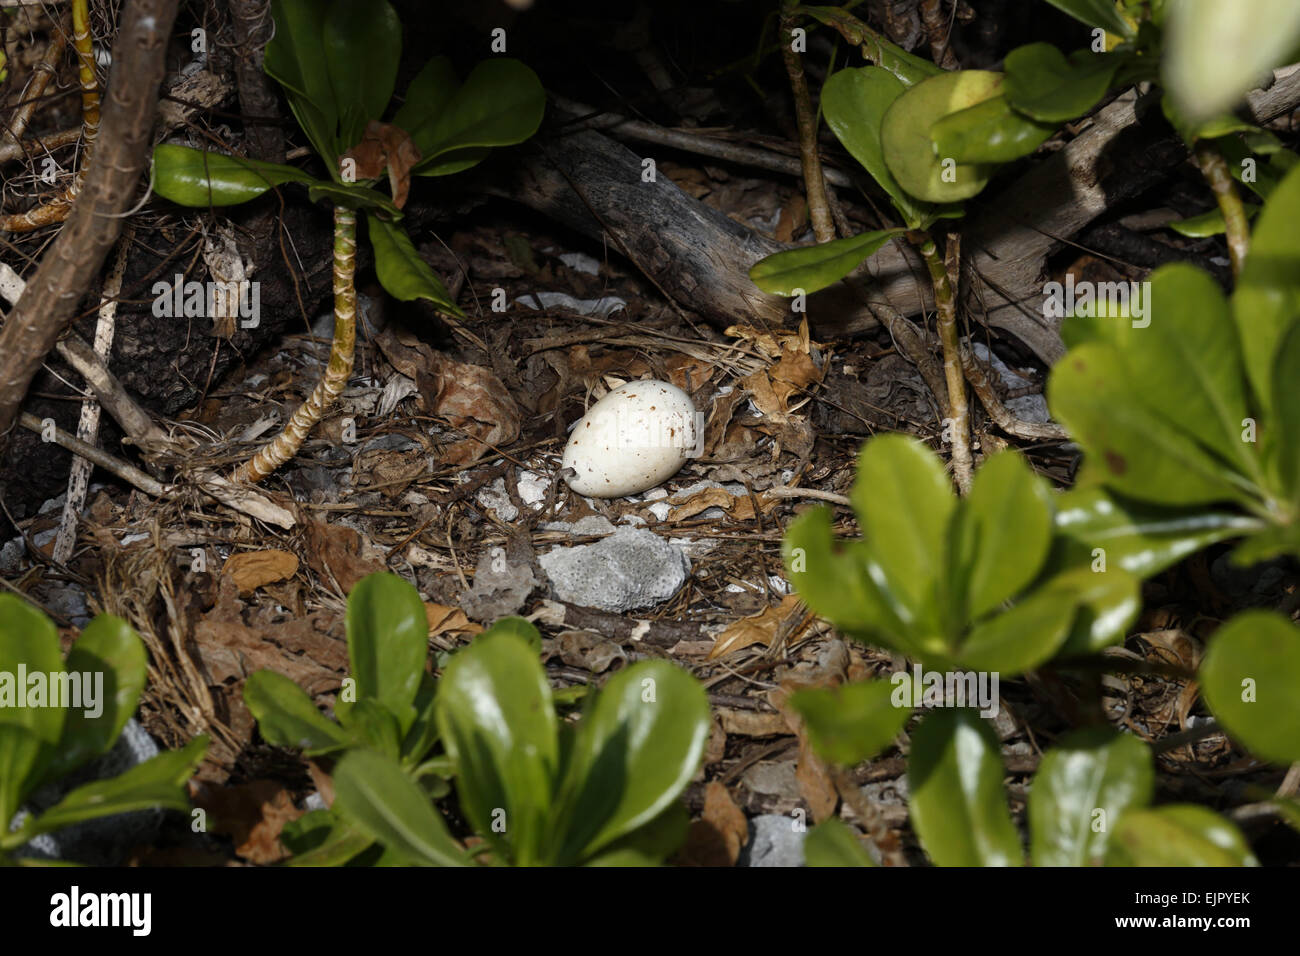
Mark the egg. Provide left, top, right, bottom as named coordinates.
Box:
left=561, top=379, right=699, bottom=498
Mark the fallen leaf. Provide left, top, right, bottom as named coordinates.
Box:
left=341, top=120, right=422, bottom=209
left=222, top=549, right=299, bottom=594
left=425, top=602, right=482, bottom=639
left=716, top=707, right=792, bottom=737
left=709, top=594, right=803, bottom=659
left=303, top=519, right=386, bottom=594
left=677, top=781, right=749, bottom=866
left=190, top=779, right=304, bottom=865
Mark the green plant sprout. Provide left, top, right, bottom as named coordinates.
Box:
left=151, top=0, right=544, bottom=483
left=246, top=572, right=711, bottom=866
left=0, top=595, right=208, bottom=865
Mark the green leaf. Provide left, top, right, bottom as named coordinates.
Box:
left=747, top=229, right=904, bottom=296
left=553, top=661, right=709, bottom=863
left=331, top=749, right=465, bottom=866
left=1003, top=44, right=1120, bottom=122
left=323, top=0, right=401, bottom=151
left=244, top=670, right=352, bottom=756
left=435, top=629, right=558, bottom=865
left=477, top=615, right=542, bottom=653
left=1106, top=805, right=1258, bottom=866
left=1272, top=322, right=1300, bottom=502
left=1043, top=0, right=1136, bottom=37
left=152, top=144, right=316, bottom=207
left=1164, top=0, right=1300, bottom=125
left=795, top=6, right=943, bottom=88
left=41, top=615, right=147, bottom=785
left=852, top=435, right=956, bottom=635
left=410, top=59, right=545, bottom=174
left=399, top=673, right=440, bottom=767
left=1234, top=132, right=1300, bottom=420
left=393, top=57, right=459, bottom=142
left=0, top=595, right=66, bottom=825
left=582, top=801, right=690, bottom=866
left=882, top=70, right=1004, bottom=203
left=346, top=572, right=429, bottom=737
left=930, top=95, right=1056, bottom=164
left=26, top=737, right=207, bottom=838
left=282, top=813, right=375, bottom=866
left=1029, top=728, right=1153, bottom=866
left=266, top=0, right=339, bottom=161
left=821, top=67, right=949, bottom=229
left=1131, top=265, right=1256, bottom=476
left=367, top=214, right=463, bottom=316
left=307, top=182, right=402, bottom=215
left=1048, top=565, right=1140, bottom=655
left=1169, top=207, right=1228, bottom=237
left=957, top=586, right=1077, bottom=675
left=954, top=450, right=1054, bottom=621
left=781, top=508, right=912, bottom=652
left=1200, top=611, right=1300, bottom=764
left=907, top=709, right=1022, bottom=866
left=1050, top=486, right=1263, bottom=579
left=1048, top=342, right=1248, bottom=507
left=788, top=679, right=910, bottom=765
left=344, top=699, right=402, bottom=761
left=805, top=818, right=876, bottom=866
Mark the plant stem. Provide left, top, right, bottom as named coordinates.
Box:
left=1194, top=140, right=1250, bottom=278
left=780, top=7, right=835, bottom=243
left=911, top=231, right=973, bottom=494
left=234, top=205, right=357, bottom=483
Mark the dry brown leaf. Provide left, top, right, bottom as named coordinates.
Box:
left=666, top=485, right=777, bottom=523
left=771, top=685, right=838, bottom=824
left=676, top=781, right=749, bottom=867
left=425, top=602, right=482, bottom=639
left=303, top=519, right=387, bottom=594
left=716, top=707, right=792, bottom=738
left=709, top=594, right=802, bottom=660
left=190, top=779, right=304, bottom=865
left=340, top=120, right=422, bottom=209
left=222, top=549, right=299, bottom=594
left=725, top=317, right=821, bottom=360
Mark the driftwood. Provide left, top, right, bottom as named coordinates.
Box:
left=501, top=67, right=1300, bottom=364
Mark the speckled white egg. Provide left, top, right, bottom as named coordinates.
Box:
left=562, top=379, right=698, bottom=498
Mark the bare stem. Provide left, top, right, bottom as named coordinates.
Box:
left=233, top=205, right=358, bottom=483
left=780, top=7, right=835, bottom=243
left=1194, top=140, right=1250, bottom=279
left=912, top=231, right=973, bottom=494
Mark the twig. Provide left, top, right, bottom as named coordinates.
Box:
left=0, top=126, right=84, bottom=165
left=19, top=412, right=167, bottom=497
left=0, top=21, right=67, bottom=151
left=780, top=5, right=835, bottom=243
left=764, top=486, right=851, bottom=506
left=960, top=344, right=1067, bottom=441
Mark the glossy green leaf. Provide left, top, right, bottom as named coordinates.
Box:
left=553, top=660, right=709, bottom=863
left=244, top=669, right=352, bottom=755
left=25, top=737, right=207, bottom=838
left=930, top=95, right=1056, bottom=164
left=852, top=435, right=955, bottom=633
left=331, top=748, right=465, bottom=866
left=1200, top=611, right=1300, bottom=764
left=1029, top=728, right=1153, bottom=866
left=1164, top=0, right=1300, bottom=124
left=474, top=615, right=542, bottom=652
left=1048, top=565, right=1140, bottom=655
left=957, top=586, right=1076, bottom=675
left=1106, top=805, right=1258, bottom=865
left=908, top=709, right=1022, bottom=866
left=1048, top=342, right=1248, bottom=506
left=346, top=572, right=429, bottom=737
left=882, top=70, right=1004, bottom=202
left=399, top=673, right=440, bottom=767
left=435, top=629, right=558, bottom=865
left=393, top=57, right=459, bottom=142
left=367, top=214, right=463, bottom=316
left=0, top=595, right=66, bottom=825
left=805, top=818, right=876, bottom=867
left=788, top=679, right=909, bottom=765
left=1273, top=322, right=1300, bottom=501
left=796, top=6, right=943, bottom=88
left=747, top=229, right=905, bottom=297
left=41, top=615, right=147, bottom=785
left=583, top=801, right=689, bottom=866
left=265, top=0, right=339, bottom=160
left=1050, top=486, right=1263, bottom=579
left=281, top=811, right=375, bottom=866
left=954, top=450, right=1054, bottom=621
left=1003, top=44, right=1119, bottom=122
left=782, top=508, right=912, bottom=652
left=821, top=67, right=942, bottom=228
left=1043, top=0, right=1136, bottom=37
left=1234, top=129, right=1300, bottom=419
left=152, top=145, right=316, bottom=207
left=409, top=59, right=545, bottom=173
left=1169, top=207, right=1228, bottom=237
left=307, top=182, right=401, bottom=215
left=323, top=0, right=401, bottom=151
left=345, top=699, right=402, bottom=762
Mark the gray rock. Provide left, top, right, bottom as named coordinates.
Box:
left=460, top=546, right=538, bottom=622
left=542, top=515, right=616, bottom=537
left=13, top=719, right=163, bottom=865
left=739, top=814, right=807, bottom=867
left=539, top=527, right=689, bottom=612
